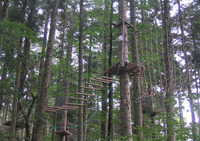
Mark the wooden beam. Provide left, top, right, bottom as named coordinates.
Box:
left=45, top=106, right=76, bottom=111
left=56, top=107, right=77, bottom=110
left=90, top=78, right=110, bottom=84
left=75, top=92, right=95, bottom=97
left=102, top=76, right=119, bottom=81
left=80, top=86, right=99, bottom=91
left=61, top=105, right=79, bottom=109
left=119, top=17, right=134, bottom=28
left=96, top=78, right=115, bottom=83
left=85, top=82, right=104, bottom=87
left=65, top=103, right=84, bottom=106
left=69, top=96, right=88, bottom=101
left=46, top=106, right=60, bottom=109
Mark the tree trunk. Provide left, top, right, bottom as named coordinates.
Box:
left=118, top=0, right=132, bottom=140
left=20, top=0, right=36, bottom=92
left=163, top=0, right=176, bottom=140
left=59, top=15, right=68, bottom=141
left=52, top=96, right=58, bottom=141
left=32, top=0, right=59, bottom=140
left=39, top=0, right=50, bottom=75
left=9, top=1, right=27, bottom=139
left=0, top=0, right=9, bottom=20
left=108, top=1, right=114, bottom=140
left=197, top=70, right=200, bottom=138
left=1, top=101, right=8, bottom=131
left=101, top=2, right=109, bottom=140
left=78, top=0, right=84, bottom=140
left=130, top=0, right=143, bottom=140
left=10, top=39, right=22, bottom=141
left=177, top=0, right=196, bottom=140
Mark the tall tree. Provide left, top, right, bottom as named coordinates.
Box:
left=130, top=0, right=143, bottom=140
left=163, top=0, right=176, bottom=140
left=101, top=1, right=109, bottom=140
left=78, top=0, right=84, bottom=140
left=20, top=0, right=37, bottom=93
left=108, top=0, right=114, bottom=140
left=177, top=0, right=197, bottom=140
left=32, top=0, right=59, bottom=140
left=118, top=0, right=133, bottom=140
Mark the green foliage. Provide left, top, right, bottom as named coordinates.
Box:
left=0, top=19, right=38, bottom=46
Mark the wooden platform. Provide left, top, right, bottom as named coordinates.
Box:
left=104, top=61, right=144, bottom=78
left=55, top=130, right=73, bottom=136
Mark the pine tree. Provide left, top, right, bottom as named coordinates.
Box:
left=32, top=0, right=59, bottom=140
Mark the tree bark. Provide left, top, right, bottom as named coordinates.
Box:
left=0, top=0, right=9, bottom=20
left=78, top=0, right=84, bottom=141
left=9, top=1, right=27, bottom=139
left=59, top=14, right=68, bottom=141
left=32, top=0, right=59, bottom=140
left=101, top=2, right=109, bottom=140
left=9, top=35, right=22, bottom=141
left=108, top=1, right=114, bottom=140
left=130, top=0, right=143, bottom=140
left=20, top=0, right=37, bottom=92
left=163, top=0, right=176, bottom=140
left=177, top=0, right=196, bottom=140
left=118, top=0, right=133, bottom=140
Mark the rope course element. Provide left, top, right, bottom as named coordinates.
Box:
left=0, top=47, right=122, bottom=130
left=135, top=26, right=166, bottom=113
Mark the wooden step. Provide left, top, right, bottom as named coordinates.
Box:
left=61, top=105, right=79, bottom=109
left=65, top=103, right=84, bottom=106
left=96, top=78, right=115, bottom=83
left=90, top=78, right=110, bottom=84
left=69, top=96, right=88, bottom=101
left=102, top=76, right=119, bottom=81
left=45, top=106, right=76, bottom=111
left=75, top=92, right=95, bottom=97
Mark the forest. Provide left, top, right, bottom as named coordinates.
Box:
left=0, top=0, right=200, bottom=141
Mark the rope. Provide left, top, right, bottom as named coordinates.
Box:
left=0, top=47, right=122, bottom=130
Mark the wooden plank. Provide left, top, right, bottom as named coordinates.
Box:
left=61, top=105, right=79, bottom=109
left=85, top=82, right=104, bottom=87
left=46, top=106, right=60, bottom=109
left=55, top=107, right=77, bottom=110
left=102, top=76, right=119, bottom=81
left=75, top=92, right=95, bottom=97
left=65, top=103, right=84, bottom=106
left=90, top=78, right=110, bottom=84
left=80, top=86, right=99, bottom=91
left=119, top=17, right=134, bottom=28
left=96, top=78, right=115, bottom=83
left=69, top=96, right=88, bottom=101
left=45, top=107, right=76, bottom=111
